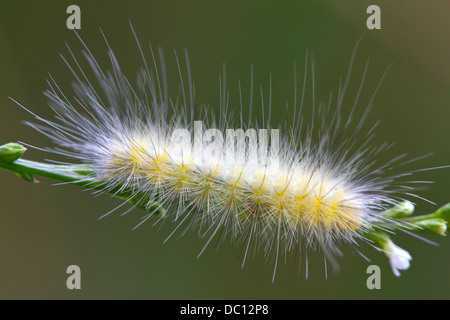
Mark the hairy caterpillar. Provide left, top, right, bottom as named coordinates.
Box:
left=9, top=28, right=447, bottom=282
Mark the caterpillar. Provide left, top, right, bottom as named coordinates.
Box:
left=9, top=28, right=447, bottom=282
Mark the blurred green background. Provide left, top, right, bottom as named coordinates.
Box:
left=0, top=0, right=449, bottom=299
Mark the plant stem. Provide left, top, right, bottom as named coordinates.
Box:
left=0, top=143, right=165, bottom=216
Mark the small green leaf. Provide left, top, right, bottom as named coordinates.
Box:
left=382, top=201, right=414, bottom=219
left=0, top=143, right=27, bottom=163
left=15, top=171, right=38, bottom=183
left=411, top=218, right=447, bottom=236
left=433, top=203, right=450, bottom=224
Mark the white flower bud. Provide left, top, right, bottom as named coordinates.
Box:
left=384, top=241, right=412, bottom=277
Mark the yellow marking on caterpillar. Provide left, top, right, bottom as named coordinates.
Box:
left=128, top=143, right=147, bottom=163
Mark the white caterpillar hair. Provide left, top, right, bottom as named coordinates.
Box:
left=18, top=28, right=431, bottom=280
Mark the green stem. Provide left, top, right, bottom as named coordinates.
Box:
left=0, top=158, right=93, bottom=183
left=0, top=143, right=165, bottom=216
